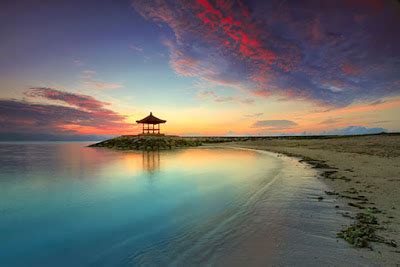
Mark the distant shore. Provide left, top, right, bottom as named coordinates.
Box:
left=218, top=134, right=400, bottom=264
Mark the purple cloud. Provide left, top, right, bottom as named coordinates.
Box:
left=132, top=0, right=400, bottom=106
left=25, top=87, right=109, bottom=111
left=2, top=88, right=133, bottom=136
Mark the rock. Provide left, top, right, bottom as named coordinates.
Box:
left=89, top=135, right=203, bottom=151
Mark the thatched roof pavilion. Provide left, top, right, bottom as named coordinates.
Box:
left=136, top=112, right=166, bottom=135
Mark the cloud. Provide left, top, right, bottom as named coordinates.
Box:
left=373, top=120, right=390, bottom=124
left=322, top=126, right=387, bottom=135
left=129, top=44, right=144, bottom=52
left=79, top=70, right=123, bottom=89
left=0, top=132, right=112, bottom=142
left=341, top=63, right=360, bottom=75
left=1, top=88, right=134, bottom=137
left=83, top=80, right=123, bottom=90
left=318, top=118, right=343, bottom=125
left=25, top=87, right=109, bottom=111
left=198, top=90, right=254, bottom=104
left=133, top=0, right=400, bottom=106
left=73, top=59, right=84, bottom=66
left=244, top=112, right=264, bottom=118
left=81, top=70, right=97, bottom=79
left=252, top=120, right=298, bottom=130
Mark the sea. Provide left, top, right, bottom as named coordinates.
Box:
left=0, top=142, right=374, bottom=266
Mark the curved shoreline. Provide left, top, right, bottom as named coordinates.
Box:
left=193, top=146, right=378, bottom=266
left=88, top=137, right=399, bottom=264
left=215, top=137, right=400, bottom=265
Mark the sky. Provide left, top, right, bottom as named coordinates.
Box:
left=0, top=0, right=399, bottom=140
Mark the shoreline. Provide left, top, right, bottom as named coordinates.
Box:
left=201, top=146, right=378, bottom=265
left=216, top=135, right=400, bottom=265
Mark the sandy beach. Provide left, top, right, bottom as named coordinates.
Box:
left=221, top=134, right=400, bottom=265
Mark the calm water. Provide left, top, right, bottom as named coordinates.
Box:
left=0, top=143, right=374, bottom=266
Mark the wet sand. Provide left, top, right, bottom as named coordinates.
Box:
left=220, top=134, right=400, bottom=265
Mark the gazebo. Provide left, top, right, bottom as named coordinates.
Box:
left=136, top=112, right=166, bottom=135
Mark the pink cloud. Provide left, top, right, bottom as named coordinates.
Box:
left=25, top=87, right=109, bottom=111
left=83, top=80, right=123, bottom=90
left=5, top=88, right=135, bottom=136
left=195, top=0, right=276, bottom=64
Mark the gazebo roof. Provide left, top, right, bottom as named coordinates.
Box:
left=136, top=112, right=166, bottom=124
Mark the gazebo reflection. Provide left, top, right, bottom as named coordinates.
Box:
left=142, top=150, right=160, bottom=174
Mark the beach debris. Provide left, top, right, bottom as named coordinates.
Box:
left=343, top=177, right=352, bottom=182
left=299, top=157, right=337, bottom=169
left=320, top=171, right=352, bottom=181
left=340, top=194, right=368, bottom=201
left=356, top=213, right=378, bottom=224
left=321, top=170, right=337, bottom=178
left=324, top=190, right=339, bottom=196
left=344, top=187, right=358, bottom=194
left=366, top=207, right=382, bottom=214
left=338, top=210, right=397, bottom=248
left=341, top=212, right=353, bottom=219
left=348, top=202, right=365, bottom=209
left=337, top=223, right=372, bottom=248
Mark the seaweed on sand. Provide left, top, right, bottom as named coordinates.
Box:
left=337, top=211, right=397, bottom=248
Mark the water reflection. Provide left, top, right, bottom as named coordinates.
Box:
left=0, top=143, right=376, bottom=266
left=0, top=143, right=300, bottom=267
left=142, top=150, right=160, bottom=174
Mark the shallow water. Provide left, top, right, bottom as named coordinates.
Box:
left=0, top=143, right=374, bottom=266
